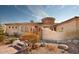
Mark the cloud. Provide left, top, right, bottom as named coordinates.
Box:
left=71, top=5, right=79, bottom=9
left=58, top=5, right=66, bottom=9
left=27, top=6, right=48, bottom=16
left=26, top=6, right=48, bottom=20
left=14, top=5, right=36, bottom=19
left=14, top=5, right=49, bottom=22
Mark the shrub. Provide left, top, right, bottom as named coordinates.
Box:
left=5, top=32, right=9, bottom=36
left=20, top=32, right=40, bottom=43
left=14, top=32, right=20, bottom=37
left=0, top=35, right=5, bottom=42
left=5, top=38, right=18, bottom=44
left=0, top=25, right=5, bottom=42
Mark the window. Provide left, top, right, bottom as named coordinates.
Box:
left=9, top=26, right=11, bottom=28
left=35, top=26, right=38, bottom=28
left=15, top=26, right=17, bottom=29
left=54, top=27, right=56, bottom=31
left=12, top=26, right=14, bottom=28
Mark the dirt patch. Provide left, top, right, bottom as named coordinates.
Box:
left=0, top=45, right=17, bottom=54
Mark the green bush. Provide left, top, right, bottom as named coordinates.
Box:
left=0, top=25, right=5, bottom=42
left=0, top=35, right=5, bottom=42
left=5, top=38, right=17, bottom=44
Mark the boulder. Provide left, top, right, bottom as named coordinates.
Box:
left=58, top=44, right=69, bottom=51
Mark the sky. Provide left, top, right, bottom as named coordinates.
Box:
left=0, top=5, right=79, bottom=24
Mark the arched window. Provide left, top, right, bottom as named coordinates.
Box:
left=9, top=26, right=11, bottom=28
left=12, top=26, right=14, bottom=28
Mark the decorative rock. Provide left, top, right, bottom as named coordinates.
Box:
left=58, top=44, right=69, bottom=51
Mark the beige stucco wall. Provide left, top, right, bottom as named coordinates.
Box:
left=5, top=23, right=42, bottom=37
left=76, top=18, right=79, bottom=38
left=42, top=19, right=78, bottom=40
left=77, top=18, right=79, bottom=31
left=5, top=24, right=31, bottom=35
left=42, top=28, right=65, bottom=40
left=6, top=25, right=20, bottom=35
left=56, top=18, right=79, bottom=39
left=56, top=19, right=76, bottom=32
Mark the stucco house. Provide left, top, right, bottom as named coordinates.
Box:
left=51, top=16, right=79, bottom=39
left=4, top=16, right=79, bottom=40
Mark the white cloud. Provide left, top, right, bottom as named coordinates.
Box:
left=58, top=5, right=66, bottom=9
left=72, top=5, right=79, bottom=9
left=14, top=5, right=49, bottom=22
left=27, top=6, right=48, bottom=17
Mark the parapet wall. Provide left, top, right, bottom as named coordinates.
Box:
left=42, top=28, right=78, bottom=41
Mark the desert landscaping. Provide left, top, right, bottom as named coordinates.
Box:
left=0, top=25, right=79, bottom=54
left=0, top=16, right=79, bottom=54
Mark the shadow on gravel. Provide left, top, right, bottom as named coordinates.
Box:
left=43, top=39, right=79, bottom=54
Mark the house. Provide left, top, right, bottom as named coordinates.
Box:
left=53, top=16, right=79, bottom=32
left=5, top=22, right=42, bottom=36
left=50, top=16, right=79, bottom=39
left=5, top=16, right=79, bottom=40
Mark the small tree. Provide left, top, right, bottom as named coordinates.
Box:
left=0, top=25, right=5, bottom=42
left=5, top=32, right=9, bottom=36
left=14, top=32, right=20, bottom=37
left=30, top=20, right=34, bottom=23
